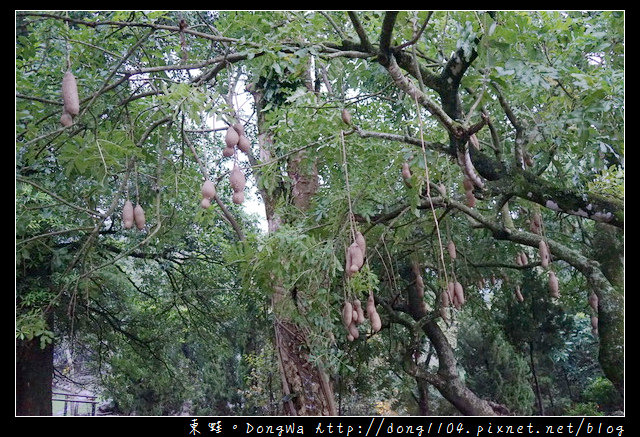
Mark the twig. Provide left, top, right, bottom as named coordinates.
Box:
left=413, top=94, right=450, bottom=289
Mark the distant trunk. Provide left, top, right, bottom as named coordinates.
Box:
left=250, top=83, right=337, bottom=416
left=16, top=335, right=53, bottom=415
left=529, top=341, right=545, bottom=415
left=589, top=223, right=624, bottom=399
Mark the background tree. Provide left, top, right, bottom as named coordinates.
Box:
left=16, top=10, right=623, bottom=416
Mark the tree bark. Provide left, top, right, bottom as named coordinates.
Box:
left=415, top=377, right=430, bottom=415
left=589, top=223, right=624, bottom=398
left=16, top=336, right=54, bottom=415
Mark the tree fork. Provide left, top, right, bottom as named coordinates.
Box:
left=382, top=276, right=506, bottom=416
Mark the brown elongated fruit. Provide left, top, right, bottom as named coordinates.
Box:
left=342, top=301, right=353, bottom=328
left=347, top=333, right=355, bottom=342
left=515, top=285, right=524, bottom=302
left=465, top=189, right=476, bottom=207
left=237, top=135, right=251, bottom=154
left=341, top=108, right=352, bottom=125
left=519, top=252, right=528, bottom=266
left=443, top=284, right=453, bottom=308
left=232, top=122, right=245, bottom=137
left=370, top=310, right=381, bottom=333
left=355, top=231, right=366, bottom=256
left=225, top=127, right=239, bottom=148
left=348, top=321, right=360, bottom=339
left=232, top=191, right=244, bottom=205
left=230, top=163, right=246, bottom=192
left=134, top=204, right=146, bottom=230
left=348, top=242, right=364, bottom=274
left=61, top=70, right=80, bottom=116
left=529, top=219, right=540, bottom=234
left=533, top=211, right=542, bottom=227
left=548, top=271, right=559, bottom=298
left=345, top=247, right=353, bottom=277
left=451, top=290, right=460, bottom=309
left=401, top=162, right=412, bottom=180
left=412, top=262, right=424, bottom=297
left=122, top=200, right=134, bottom=229
left=201, top=180, right=216, bottom=199
left=222, top=146, right=235, bottom=158
left=589, top=292, right=599, bottom=312
left=60, top=111, right=73, bottom=127
left=353, top=299, right=365, bottom=324
left=539, top=240, right=550, bottom=267
left=531, top=211, right=542, bottom=234
left=515, top=253, right=523, bottom=266
left=447, top=240, right=457, bottom=260
left=462, top=177, right=474, bottom=192
left=454, top=281, right=465, bottom=307
left=367, top=291, right=382, bottom=332
left=366, top=291, right=376, bottom=316
left=200, top=197, right=211, bottom=209
left=523, top=151, right=534, bottom=167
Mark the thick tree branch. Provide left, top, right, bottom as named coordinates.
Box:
left=352, top=126, right=449, bottom=155
left=385, top=55, right=462, bottom=136
left=378, top=11, right=399, bottom=66
left=485, top=167, right=624, bottom=229
left=347, top=12, right=375, bottom=53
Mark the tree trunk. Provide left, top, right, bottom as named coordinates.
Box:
left=16, top=336, right=54, bottom=415
left=399, top=263, right=503, bottom=416
left=589, top=223, right=624, bottom=399
left=420, top=318, right=499, bottom=415
left=415, top=378, right=430, bottom=415
left=250, top=83, right=337, bottom=416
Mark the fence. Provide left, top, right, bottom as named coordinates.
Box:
left=52, top=391, right=98, bottom=416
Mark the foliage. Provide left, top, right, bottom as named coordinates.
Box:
left=458, top=317, right=535, bottom=415
left=16, top=10, right=623, bottom=416
left=582, top=377, right=623, bottom=414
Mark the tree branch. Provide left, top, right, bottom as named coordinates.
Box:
left=347, top=11, right=375, bottom=53
left=384, top=55, right=461, bottom=137
left=378, top=11, right=399, bottom=66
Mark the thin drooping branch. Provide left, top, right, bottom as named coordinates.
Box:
left=16, top=176, right=103, bottom=219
